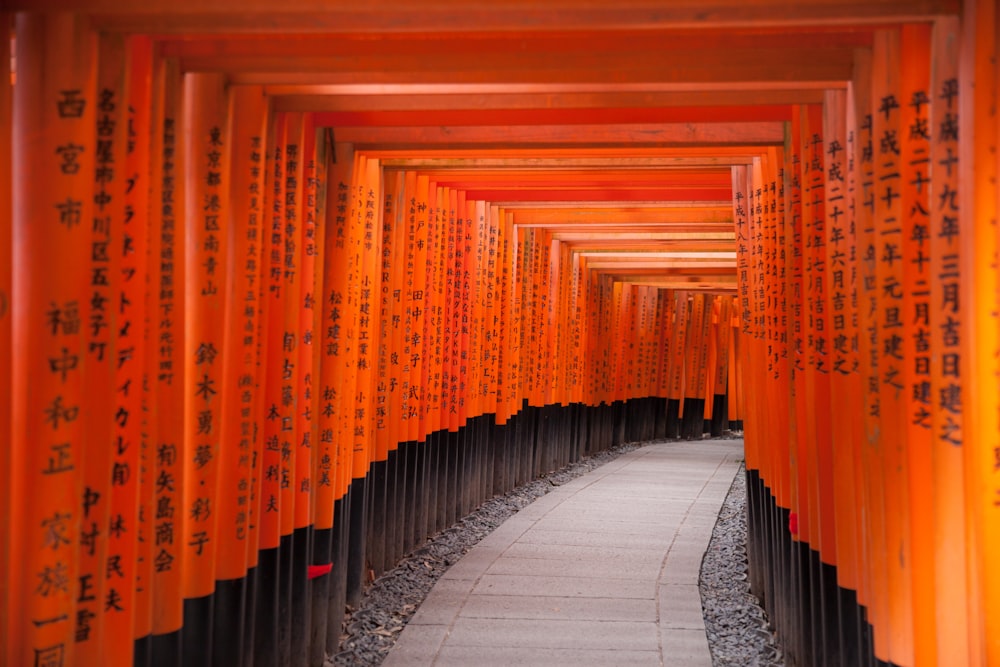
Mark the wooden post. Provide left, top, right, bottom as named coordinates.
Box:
left=930, top=15, right=968, bottom=667
left=666, top=290, right=687, bottom=438
left=148, top=53, right=187, bottom=661
left=254, top=109, right=288, bottom=665
left=733, top=166, right=752, bottom=452
left=849, top=41, right=876, bottom=657
left=0, top=13, right=11, bottom=662
left=213, top=84, right=269, bottom=666
left=373, top=171, right=397, bottom=563
left=80, top=30, right=125, bottom=667
left=318, top=140, right=355, bottom=654
left=124, top=36, right=155, bottom=665
left=181, top=70, right=230, bottom=667
left=855, top=31, right=891, bottom=661
left=307, top=123, right=335, bottom=667
left=11, top=13, right=96, bottom=666
left=825, top=84, right=866, bottom=666
left=289, top=112, right=316, bottom=667
left=352, top=155, right=381, bottom=577
left=958, top=1, right=998, bottom=664
left=870, top=29, right=916, bottom=665
left=898, top=23, right=937, bottom=667
left=804, top=100, right=838, bottom=588
left=711, top=295, right=731, bottom=436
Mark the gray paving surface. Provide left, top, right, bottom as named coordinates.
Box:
left=383, top=439, right=743, bottom=667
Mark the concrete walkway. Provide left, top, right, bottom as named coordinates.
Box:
left=383, top=438, right=744, bottom=667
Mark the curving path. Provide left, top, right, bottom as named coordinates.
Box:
left=383, top=438, right=744, bottom=667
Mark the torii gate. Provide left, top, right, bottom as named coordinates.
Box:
left=3, top=2, right=998, bottom=666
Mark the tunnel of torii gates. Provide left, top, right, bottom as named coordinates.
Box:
left=4, top=1, right=1000, bottom=666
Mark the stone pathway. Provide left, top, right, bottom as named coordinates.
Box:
left=383, top=439, right=743, bottom=666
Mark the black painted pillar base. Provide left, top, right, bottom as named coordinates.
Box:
left=243, top=565, right=258, bottom=667
left=399, top=441, right=416, bottom=556
left=213, top=577, right=247, bottom=667
left=665, top=398, right=680, bottom=439
left=654, top=398, right=667, bottom=439
left=181, top=593, right=213, bottom=667
left=310, top=526, right=334, bottom=667
left=680, top=397, right=704, bottom=440
left=278, top=531, right=294, bottom=663
left=446, top=430, right=460, bottom=527
left=326, top=495, right=349, bottom=655
left=150, top=630, right=182, bottom=667
left=345, top=476, right=369, bottom=607
left=384, top=448, right=400, bottom=569
left=254, top=546, right=280, bottom=667
left=290, top=527, right=311, bottom=666
left=747, top=469, right=900, bottom=667
left=417, top=437, right=431, bottom=546
left=428, top=433, right=438, bottom=537
left=710, top=393, right=727, bottom=436
left=134, top=634, right=151, bottom=667
left=368, top=459, right=388, bottom=577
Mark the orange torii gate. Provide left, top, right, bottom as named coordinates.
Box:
left=5, top=2, right=1000, bottom=667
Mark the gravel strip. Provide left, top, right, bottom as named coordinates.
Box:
left=329, top=437, right=784, bottom=666
left=699, top=462, right=785, bottom=667
left=329, top=440, right=642, bottom=666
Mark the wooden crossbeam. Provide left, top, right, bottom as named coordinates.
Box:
left=168, top=44, right=855, bottom=87
left=510, top=207, right=732, bottom=224
left=333, top=122, right=784, bottom=147
left=619, top=280, right=738, bottom=291
left=533, top=228, right=736, bottom=239
left=575, top=251, right=736, bottom=259
left=617, top=274, right=738, bottom=282
left=465, top=189, right=733, bottom=202
left=229, top=78, right=844, bottom=93
left=380, top=156, right=756, bottom=168
left=583, top=260, right=735, bottom=270
left=552, top=235, right=735, bottom=245
left=15, top=0, right=958, bottom=33
left=157, top=29, right=874, bottom=60
left=419, top=168, right=732, bottom=185
left=273, top=90, right=826, bottom=112
left=365, top=147, right=768, bottom=159
left=308, top=108, right=795, bottom=126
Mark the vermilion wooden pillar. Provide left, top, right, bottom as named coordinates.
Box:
left=352, top=154, right=381, bottom=586
left=11, top=12, right=96, bottom=666
left=125, top=36, right=155, bottom=667
left=253, top=109, right=287, bottom=667
left=929, top=15, right=969, bottom=667
left=824, top=85, right=865, bottom=667
left=959, top=1, right=999, bottom=665
left=732, top=166, right=753, bottom=461
left=849, top=42, right=876, bottom=663
left=378, top=171, right=403, bottom=556
left=871, top=29, right=914, bottom=665
left=898, top=23, right=936, bottom=667
left=181, top=70, right=230, bottom=667
left=276, top=111, right=306, bottom=667
left=307, top=122, right=334, bottom=667
left=340, top=153, right=368, bottom=606
left=213, top=84, right=269, bottom=667
left=0, top=12, right=11, bottom=664
left=148, top=53, right=187, bottom=666
left=855, top=30, right=890, bottom=662
left=78, top=31, right=125, bottom=666
left=668, top=290, right=690, bottom=438
left=803, top=102, right=838, bottom=665
left=318, top=140, right=356, bottom=655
